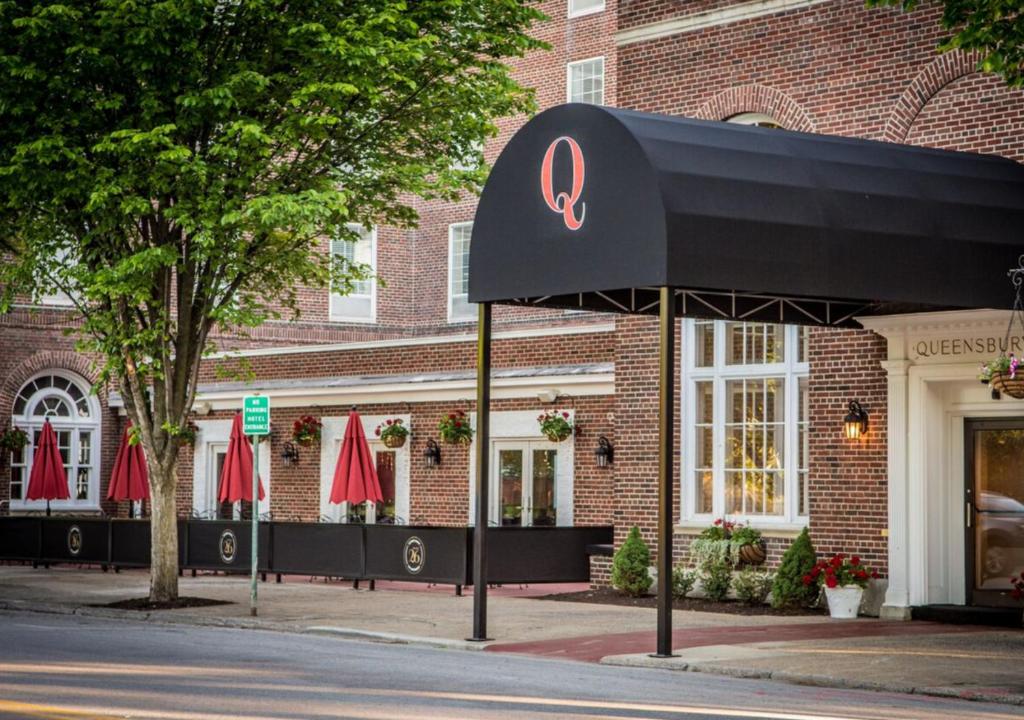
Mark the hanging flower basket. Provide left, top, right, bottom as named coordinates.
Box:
left=292, top=415, right=322, bottom=446
left=990, top=371, right=1024, bottom=399
left=738, top=540, right=768, bottom=566
left=438, top=410, right=473, bottom=445
left=0, top=426, right=29, bottom=454
left=538, top=410, right=574, bottom=443
left=375, top=418, right=409, bottom=448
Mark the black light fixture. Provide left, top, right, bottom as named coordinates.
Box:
left=423, top=439, right=442, bottom=468
left=843, top=401, right=868, bottom=440
left=594, top=436, right=614, bottom=467
left=281, top=441, right=300, bottom=465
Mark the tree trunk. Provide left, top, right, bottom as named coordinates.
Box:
left=149, top=464, right=179, bottom=603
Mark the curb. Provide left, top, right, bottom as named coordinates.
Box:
left=598, top=655, right=1024, bottom=707
left=0, top=599, right=485, bottom=652
left=305, top=626, right=489, bottom=651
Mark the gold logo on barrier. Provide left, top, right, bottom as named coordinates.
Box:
left=67, top=526, right=82, bottom=556
left=403, top=536, right=425, bottom=575
left=219, top=530, right=237, bottom=564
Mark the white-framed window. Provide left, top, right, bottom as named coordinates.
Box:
left=567, top=57, right=604, bottom=106
left=467, top=410, right=575, bottom=527
left=8, top=371, right=101, bottom=511
left=683, top=321, right=809, bottom=525
left=569, top=0, right=605, bottom=18
left=329, top=224, right=376, bottom=323
left=38, top=247, right=76, bottom=307
left=448, top=222, right=475, bottom=323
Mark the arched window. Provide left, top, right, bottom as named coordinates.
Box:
left=727, top=112, right=782, bottom=129
left=8, top=371, right=101, bottom=510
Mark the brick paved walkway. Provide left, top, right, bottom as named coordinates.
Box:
left=486, top=619, right=991, bottom=663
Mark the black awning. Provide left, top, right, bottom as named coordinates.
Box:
left=469, top=104, right=1024, bottom=326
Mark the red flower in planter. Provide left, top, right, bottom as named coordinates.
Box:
left=825, top=575, right=838, bottom=589
left=851, top=555, right=861, bottom=566
left=802, top=575, right=813, bottom=586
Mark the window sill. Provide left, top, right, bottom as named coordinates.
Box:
left=674, top=521, right=806, bottom=539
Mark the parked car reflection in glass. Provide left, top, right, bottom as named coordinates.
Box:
left=977, top=491, right=1024, bottom=587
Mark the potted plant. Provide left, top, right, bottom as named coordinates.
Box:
left=172, top=420, right=200, bottom=446
left=292, top=415, right=322, bottom=446
left=0, top=426, right=28, bottom=454
left=375, top=418, right=409, bottom=448
left=804, top=552, right=879, bottom=618
left=438, top=410, right=473, bottom=445
left=979, top=354, right=1024, bottom=398
left=537, top=410, right=574, bottom=442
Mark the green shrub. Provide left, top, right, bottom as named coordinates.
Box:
left=690, top=537, right=733, bottom=568
left=671, top=566, right=696, bottom=599
left=612, top=526, right=653, bottom=597
left=733, top=568, right=773, bottom=605
left=771, top=527, right=818, bottom=609
left=700, top=558, right=732, bottom=602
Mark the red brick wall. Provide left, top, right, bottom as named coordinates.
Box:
left=807, top=327, right=889, bottom=573
left=174, top=395, right=616, bottom=527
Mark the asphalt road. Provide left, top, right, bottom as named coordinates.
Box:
left=0, top=611, right=1018, bottom=720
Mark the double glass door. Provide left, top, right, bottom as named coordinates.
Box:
left=493, top=441, right=557, bottom=527
left=965, top=419, right=1024, bottom=606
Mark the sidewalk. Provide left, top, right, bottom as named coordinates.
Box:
left=1, top=564, right=1022, bottom=706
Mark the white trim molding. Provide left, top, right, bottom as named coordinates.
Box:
left=206, top=322, right=615, bottom=360
left=192, top=419, right=272, bottom=518
left=616, top=0, right=833, bottom=46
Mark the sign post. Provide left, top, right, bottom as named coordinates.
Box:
left=242, top=394, right=270, bottom=617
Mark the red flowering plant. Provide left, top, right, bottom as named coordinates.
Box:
left=538, top=410, right=574, bottom=442
left=375, top=418, right=409, bottom=448
left=438, top=410, right=473, bottom=445
left=1010, top=572, right=1024, bottom=601
left=803, top=553, right=879, bottom=590
left=292, top=415, right=322, bottom=446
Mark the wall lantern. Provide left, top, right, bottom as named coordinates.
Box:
left=843, top=401, right=868, bottom=440
left=423, top=439, right=442, bottom=468
left=280, top=441, right=300, bottom=465
left=594, top=436, right=614, bottom=467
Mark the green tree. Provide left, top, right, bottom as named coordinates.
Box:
left=771, top=527, right=818, bottom=609
left=867, top=0, right=1024, bottom=87
left=612, top=526, right=653, bottom=597
left=0, top=0, right=543, bottom=601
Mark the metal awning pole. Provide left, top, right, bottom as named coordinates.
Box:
left=654, top=286, right=676, bottom=658
left=470, top=302, right=493, bottom=641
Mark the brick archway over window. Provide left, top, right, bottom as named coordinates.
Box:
left=884, top=51, right=982, bottom=143
left=0, top=352, right=100, bottom=418
left=695, top=85, right=817, bottom=133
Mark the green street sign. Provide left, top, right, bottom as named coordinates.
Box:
left=242, top=395, right=270, bottom=435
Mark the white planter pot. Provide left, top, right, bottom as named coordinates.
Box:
left=825, top=585, right=864, bottom=619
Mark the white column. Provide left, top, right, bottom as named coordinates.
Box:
left=881, top=359, right=912, bottom=619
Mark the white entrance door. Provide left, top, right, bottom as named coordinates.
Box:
left=492, top=441, right=558, bottom=527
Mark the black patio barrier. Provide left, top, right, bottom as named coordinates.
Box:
left=0, top=517, right=611, bottom=586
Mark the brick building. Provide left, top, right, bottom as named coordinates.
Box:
left=2, top=0, right=1023, bottom=616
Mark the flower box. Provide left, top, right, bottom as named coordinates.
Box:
left=824, top=585, right=864, bottom=619
left=375, top=418, right=409, bottom=448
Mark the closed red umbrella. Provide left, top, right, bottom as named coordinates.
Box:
left=107, top=422, right=150, bottom=509
left=26, top=420, right=70, bottom=515
left=218, top=413, right=265, bottom=503
left=329, top=410, right=383, bottom=506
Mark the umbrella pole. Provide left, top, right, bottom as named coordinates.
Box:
left=46, top=500, right=50, bottom=518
